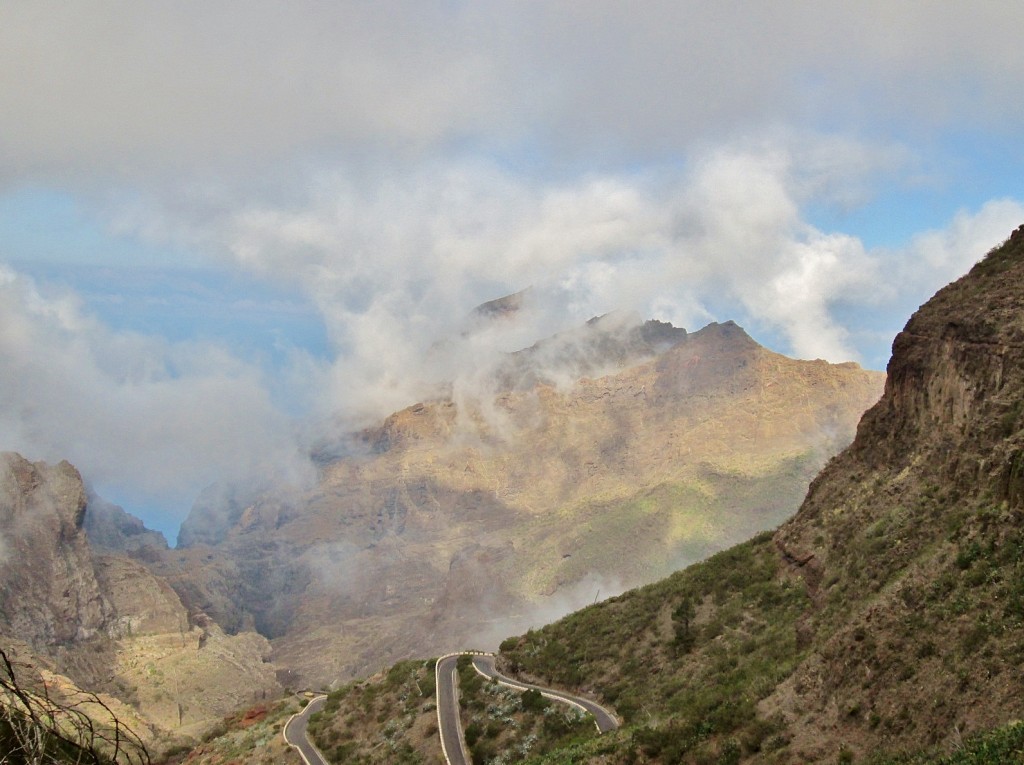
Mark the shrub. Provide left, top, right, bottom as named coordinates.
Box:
left=521, top=688, right=549, bottom=713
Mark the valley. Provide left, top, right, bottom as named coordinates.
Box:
left=0, top=310, right=882, bottom=761
left=10, top=223, right=1024, bottom=763
left=194, top=224, right=1024, bottom=764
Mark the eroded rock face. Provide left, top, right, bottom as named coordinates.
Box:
left=0, top=453, right=281, bottom=743
left=94, top=555, right=189, bottom=638
left=163, top=317, right=886, bottom=684
left=0, top=454, right=113, bottom=678
left=768, top=225, right=1024, bottom=759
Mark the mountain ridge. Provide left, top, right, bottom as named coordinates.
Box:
left=477, top=224, right=1024, bottom=763
left=157, top=314, right=884, bottom=686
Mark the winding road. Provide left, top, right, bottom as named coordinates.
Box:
left=435, top=654, right=474, bottom=765
left=284, top=652, right=617, bottom=765
left=283, top=694, right=329, bottom=765
left=436, top=652, right=618, bottom=765
left=471, top=654, right=618, bottom=733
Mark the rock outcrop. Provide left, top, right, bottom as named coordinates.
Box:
left=0, top=454, right=114, bottom=684
left=0, top=454, right=281, bottom=746
left=163, top=316, right=885, bottom=684
left=767, top=224, right=1024, bottom=758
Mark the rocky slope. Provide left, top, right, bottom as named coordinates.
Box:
left=489, top=224, right=1024, bottom=763
left=0, top=454, right=281, bottom=748
left=0, top=454, right=113, bottom=684
left=83, top=492, right=169, bottom=560
left=766, top=223, right=1024, bottom=758
left=158, top=315, right=884, bottom=685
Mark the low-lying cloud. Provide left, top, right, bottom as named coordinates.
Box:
left=152, top=136, right=1021, bottom=379
left=0, top=266, right=316, bottom=518
left=1, top=137, right=1022, bottom=534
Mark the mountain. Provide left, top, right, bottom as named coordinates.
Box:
left=83, top=490, right=169, bottom=559
left=155, top=315, right=884, bottom=686
left=474, top=224, right=1024, bottom=763
left=0, top=453, right=281, bottom=751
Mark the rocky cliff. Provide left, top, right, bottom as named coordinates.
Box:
left=0, top=454, right=281, bottom=747
left=767, top=223, right=1024, bottom=758
left=0, top=454, right=114, bottom=684
left=161, top=316, right=885, bottom=684
left=488, top=224, right=1024, bottom=764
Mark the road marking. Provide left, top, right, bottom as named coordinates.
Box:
left=283, top=695, right=328, bottom=765
left=436, top=650, right=618, bottom=765
left=471, top=662, right=594, bottom=725
left=436, top=652, right=496, bottom=765
left=436, top=654, right=468, bottom=765
left=470, top=655, right=618, bottom=734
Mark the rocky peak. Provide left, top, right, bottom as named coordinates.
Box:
left=495, top=312, right=688, bottom=391
left=766, top=224, right=1024, bottom=755
left=0, top=453, right=113, bottom=684
left=83, top=491, right=168, bottom=559
left=470, top=288, right=531, bottom=321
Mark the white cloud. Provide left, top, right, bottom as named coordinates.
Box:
left=905, top=199, right=1024, bottom=279
left=0, top=267, right=315, bottom=520
left=0, top=136, right=1020, bottom=528
left=2, top=3, right=1024, bottom=181
left=197, top=140, right=890, bottom=374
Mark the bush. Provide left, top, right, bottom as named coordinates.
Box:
left=520, top=688, right=549, bottom=713
left=0, top=648, right=151, bottom=765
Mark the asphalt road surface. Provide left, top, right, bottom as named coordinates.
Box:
left=435, top=652, right=619, bottom=764
left=283, top=695, right=328, bottom=765
left=472, top=654, right=619, bottom=733
left=436, top=654, right=473, bottom=765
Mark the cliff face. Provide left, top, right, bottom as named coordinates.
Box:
left=769, top=224, right=1024, bottom=758
left=163, top=317, right=885, bottom=684
left=0, top=454, right=114, bottom=681
left=0, top=454, right=280, bottom=745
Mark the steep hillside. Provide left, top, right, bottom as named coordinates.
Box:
left=0, top=454, right=281, bottom=750
left=84, top=492, right=169, bottom=560
left=492, top=225, right=1024, bottom=763
left=157, top=317, right=884, bottom=684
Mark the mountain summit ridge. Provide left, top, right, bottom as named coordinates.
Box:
left=488, top=224, right=1024, bottom=764
left=159, top=315, right=884, bottom=685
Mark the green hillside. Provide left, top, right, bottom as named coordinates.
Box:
left=185, top=227, right=1024, bottom=763
left=491, top=226, right=1024, bottom=763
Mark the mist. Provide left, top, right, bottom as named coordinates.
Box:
left=3, top=3, right=1024, bottom=535
left=2, top=142, right=1021, bottom=537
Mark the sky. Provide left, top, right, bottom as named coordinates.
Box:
left=2, top=1, right=1024, bottom=542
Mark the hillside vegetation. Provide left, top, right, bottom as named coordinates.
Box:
left=187, top=227, right=1024, bottom=763
left=501, top=532, right=806, bottom=762
left=493, top=226, right=1024, bottom=763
